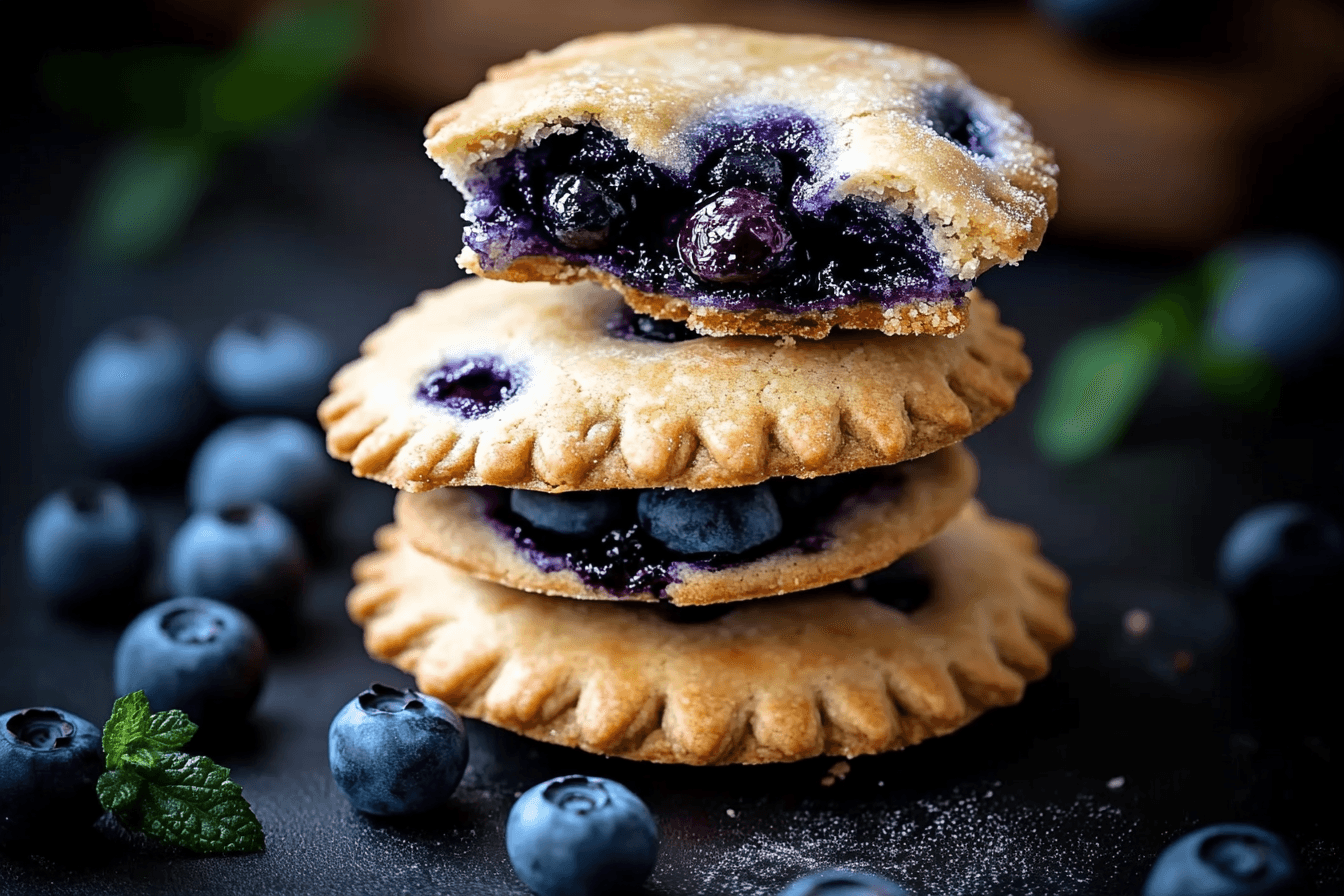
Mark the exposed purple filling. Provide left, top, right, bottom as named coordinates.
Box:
left=464, top=112, right=976, bottom=314
left=476, top=468, right=890, bottom=599
left=840, top=554, right=932, bottom=614
left=604, top=307, right=704, bottom=343
left=418, top=356, right=524, bottom=418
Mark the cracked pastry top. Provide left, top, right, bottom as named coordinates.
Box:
left=424, top=24, right=1058, bottom=339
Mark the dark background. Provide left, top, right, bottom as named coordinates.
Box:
left=3, top=2, right=1343, bottom=893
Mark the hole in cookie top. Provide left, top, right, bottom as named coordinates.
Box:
left=418, top=356, right=524, bottom=419
left=464, top=116, right=967, bottom=315
left=476, top=468, right=889, bottom=600
left=604, top=307, right=703, bottom=343
left=924, top=90, right=994, bottom=157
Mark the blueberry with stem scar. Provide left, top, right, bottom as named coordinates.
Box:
left=543, top=174, right=624, bottom=250
left=1, top=707, right=104, bottom=844
left=677, top=188, right=794, bottom=283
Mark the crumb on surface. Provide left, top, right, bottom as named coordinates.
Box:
left=726, top=808, right=737, bottom=818
left=1107, top=776, right=1125, bottom=790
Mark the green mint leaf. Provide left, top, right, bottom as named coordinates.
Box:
left=41, top=47, right=216, bottom=133
left=97, top=768, right=145, bottom=813
left=1034, top=322, right=1162, bottom=464
left=203, top=0, right=370, bottom=139
left=103, top=691, right=152, bottom=769
left=130, top=752, right=264, bottom=854
left=80, top=135, right=216, bottom=262
left=123, top=747, right=162, bottom=771
left=143, top=709, right=198, bottom=752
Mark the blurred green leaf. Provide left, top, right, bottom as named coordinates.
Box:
left=42, top=47, right=216, bottom=133
left=1034, top=321, right=1163, bottom=464
left=203, top=0, right=370, bottom=139
left=1190, top=339, right=1281, bottom=410
left=81, top=136, right=216, bottom=262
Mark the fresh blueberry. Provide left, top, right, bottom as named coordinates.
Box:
left=1142, top=824, right=1297, bottom=896
left=166, top=503, right=307, bottom=634
left=638, top=483, right=782, bottom=555
left=1207, top=237, right=1344, bottom=372
left=543, top=173, right=625, bottom=251
left=67, top=316, right=210, bottom=469
left=777, top=869, right=911, bottom=896
left=328, top=683, right=468, bottom=816
left=187, top=416, right=337, bottom=525
left=0, top=707, right=104, bottom=844
left=1217, top=503, right=1344, bottom=603
left=506, top=775, right=658, bottom=896
left=206, top=312, right=336, bottom=417
left=707, top=143, right=785, bottom=193
left=509, top=490, right=629, bottom=537
left=113, top=596, right=268, bottom=730
left=418, top=356, right=526, bottom=419
left=677, top=188, right=795, bottom=283
left=23, top=482, right=149, bottom=611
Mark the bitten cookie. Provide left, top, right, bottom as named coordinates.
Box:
left=319, top=278, right=1029, bottom=492
left=348, top=501, right=1073, bottom=765
left=425, top=24, right=1057, bottom=339
left=396, top=444, right=976, bottom=605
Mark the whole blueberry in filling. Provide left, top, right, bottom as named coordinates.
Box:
left=678, top=188, right=795, bottom=284
left=543, top=173, right=625, bottom=250
left=465, top=119, right=964, bottom=313
left=707, top=142, right=785, bottom=193
left=510, top=490, right=629, bottom=537
left=419, top=356, right=524, bottom=419
left=638, top=484, right=783, bottom=555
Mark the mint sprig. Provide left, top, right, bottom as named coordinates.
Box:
left=97, top=691, right=264, bottom=854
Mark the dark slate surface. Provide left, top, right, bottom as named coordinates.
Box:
left=2, top=100, right=1342, bottom=895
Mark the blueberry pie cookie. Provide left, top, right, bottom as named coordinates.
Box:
left=347, top=501, right=1073, bottom=764
left=424, top=24, right=1057, bottom=339
left=395, top=444, right=976, bottom=605
left=318, top=278, right=1030, bottom=492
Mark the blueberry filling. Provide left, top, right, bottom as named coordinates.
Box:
left=357, top=683, right=425, bottom=714
left=924, top=90, right=993, bottom=157
left=844, top=555, right=932, bottom=613
left=465, top=117, right=966, bottom=313
left=5, top=709, right=75, bottom=750
left=477, top=469, right=888, bottom=599
left=604, top=307, right=703, bottom=343
left=418, top=356, right=524, bottom=418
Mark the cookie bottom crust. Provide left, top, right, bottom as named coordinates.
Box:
left=460, top=248, right=969, bottom=339
left=348, top=501, right=1073, bottom=765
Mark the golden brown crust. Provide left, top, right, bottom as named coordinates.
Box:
left=396, top=444, right=977, bottom=606
left=426, top=24, right=1057, bottom=329
left=348, top=501, right=1073, bottom=765
left=318, top=278, right=1030, bottom=492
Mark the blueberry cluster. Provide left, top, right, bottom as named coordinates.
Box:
left=18, top=312, right=337, bottom=751
left=465, top=120, right=966, bottom=313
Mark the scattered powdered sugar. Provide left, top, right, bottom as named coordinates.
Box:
left=665, top=783, right=1141, bottom=896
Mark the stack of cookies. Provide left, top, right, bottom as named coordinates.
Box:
left=321, top=25, right=1073, bottom=765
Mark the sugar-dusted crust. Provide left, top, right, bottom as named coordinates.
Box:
left=457, top=252, right=969, bottom=339
left=348, top=502, right=1073, bottom=765
left=426, top=24, right=1057, bottom=335
left=396, top=444, right=976, bottom=606
left=318, top=278, right=1029, bottom=492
